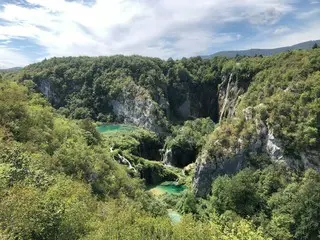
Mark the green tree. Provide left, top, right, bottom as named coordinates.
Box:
left=209, top=169, right=262, bottom=217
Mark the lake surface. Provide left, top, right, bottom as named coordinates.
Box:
left=96, top=124, right=136, bottom=134
left=147, top=182, right=186, bottom=224
left=148, top=181, right=186, bottom=196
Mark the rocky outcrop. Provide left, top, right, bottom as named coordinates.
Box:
left=218, top=72, right=252, bottom=122
left=193, top=110, right=320, bottom=197
left=37, top=79, right=60, bottom=106
left=194, top=150, right=247, bottom=197
left=183, top=163, right=195, bottom=175
left=110, top=84, right=168, bottom=135
left=266, top=132, right=284, bottom=162
left=36, top=78, right=82, bottom=108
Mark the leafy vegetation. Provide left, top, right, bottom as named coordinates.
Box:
left=17, top=55, right=228, bottom=125
left=0, top=78, right=269, bottom=239
left=191, top=49, right=320, bottom=240
left=164, top=118, right=215, bottom=167
left=1, top=48, right=320, bottom=239
left=197, top=166, right=320, bottom=240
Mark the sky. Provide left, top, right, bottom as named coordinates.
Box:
left=0, top=0, right=320, bottom=68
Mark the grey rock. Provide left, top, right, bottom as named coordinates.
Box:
left=219, top=73, right=247, bottom=121
left=194, top=150, right=246, bottom=197
left=177, top=95, right=191, bottom=119
left=163, top=148, right=173, bottom=166
left=110, top=84, right=167, bottom=135
left=162, top=146, right=197, bottom=168
left=266, top=132, right=284, bottom=161
left=193, top=116, right=320, bottom=197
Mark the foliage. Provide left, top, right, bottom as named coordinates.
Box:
left=1, top=49, right=320, bottom=239
left=201, top=166, right=320, bottom=240
left=165, top=118, right=215, bottom=151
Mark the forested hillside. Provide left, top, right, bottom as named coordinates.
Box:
left=1, top=48, right=319, bottom=239
left=0, top=76, right=268, bottom=239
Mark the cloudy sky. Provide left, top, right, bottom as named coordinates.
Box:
left=0, top=0, right=320, bottom=68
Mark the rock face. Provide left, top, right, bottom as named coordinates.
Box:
left=163, top=147, right=196, bottom=168
left=167, top=81, right=219, bottom=122
left=218, top=73, right=251, bottom=121
left=266, top=132, right=284, bottom=161
left=140, top=162, right=178, bottom=185
left=194, top=150, right=246, bottom=197
left=110, top=85, right=167, bottom=135
left=193, top=110, right=320, bottom=197
left=37, top=79, right=60, bottom=106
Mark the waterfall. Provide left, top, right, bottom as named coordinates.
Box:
left=219, top=73, right=233, bottom=122
left=162, top=148, right=173, bottom=166
left=117, top=154, right=137, bottom=172
left=109, top=146, right=136, bottom=172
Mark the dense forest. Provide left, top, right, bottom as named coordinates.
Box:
left=0, top=48, right=319, bottom=239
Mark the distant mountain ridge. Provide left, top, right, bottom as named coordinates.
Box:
left=204, top=40, right=320, bottom=58
left=0, top=67, right=23, bottom=72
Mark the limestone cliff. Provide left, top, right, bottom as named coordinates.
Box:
left=162, top=147, right=196, bottom=168
left=193, top=106, right=320, bottom=197
left=218, top=71, right=252, bottom=122
left=35, top=78, right=169, bottom=135
left=110, top=83, right=168, bottom=135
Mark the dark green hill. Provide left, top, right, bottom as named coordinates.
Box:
left=0, top=67, right=23, bottom=72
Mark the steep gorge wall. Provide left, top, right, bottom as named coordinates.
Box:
left=194, top=128, right=320, bottom=197
left=218, top=73, right=251, bottom=121
left=33, top=72, right=224, bottom=135
left=192, top=49, right=320, bottom=197
left=162, top=70, right=253, bottom=167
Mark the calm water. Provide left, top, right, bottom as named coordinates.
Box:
left=153, top=182, right=186, bottom=194
left=148, top=181, right=186, bottom=196
left=96, top=124, right=136, bottom=134
left=147, top=182, right=186, bottom=224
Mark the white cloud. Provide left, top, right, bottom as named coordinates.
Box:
left=0, top=47, right=31, bottom=68
left=246, top=20, right=320, bottom=49
left=0, top=0, right=300, bottom=65
left=273, top=26, right=291, bottom=35
left=296, top=8, right=320, bottom=19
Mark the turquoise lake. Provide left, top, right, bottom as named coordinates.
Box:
left=148, top=182, right=186, bottom=224
left=96, top=124, right=136, bottom=134
left=150, top=182, right=186, bottom=195
left=148, top=181, right=186, bottom=196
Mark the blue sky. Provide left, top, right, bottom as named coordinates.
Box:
left=0, top=0, right=320, bottom=68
